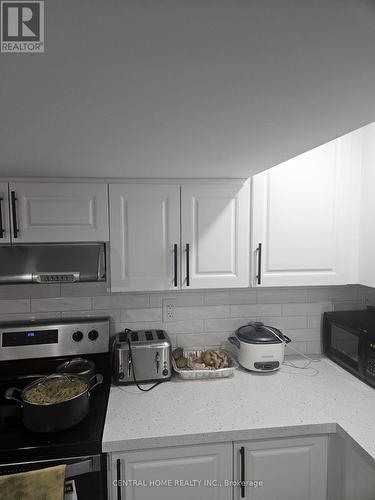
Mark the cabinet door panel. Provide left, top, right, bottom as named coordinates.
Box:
left=112, top=443, right=231, bottom=500
left=109, top=184, right=180, bottom=291
left=181, top=180, right=250, bottom=289
left=234, top=436, right=327, bottom=500
left=9, top=182, right=109, bottom=243
left=252, top=135, right=360, bottom=286
left=0, top=183, right=10, bottom=244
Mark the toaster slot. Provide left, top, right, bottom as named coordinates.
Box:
left=145, top=331, right=154, bottom=341
left=130, top=332, right=139, bottom=342
left=156, top=330, right=165, bottom=340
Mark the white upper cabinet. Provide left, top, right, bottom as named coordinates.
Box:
left=181, top=180, right=250, bottom=289
left=359, top=123, right=375, bottom=288
left=252, top=134, right=361, bottom=287
left=0, top=183, right=10, bottom=244
left=109, top=184, right=180, bottom=292
left=109, top=180, right=250, bottom=292
left=8, top=182, right=109, bottom=243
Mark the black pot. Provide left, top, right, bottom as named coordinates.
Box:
left=5, top=373, right=103, bottom=433
left=56, top=357, right=95, bottom=380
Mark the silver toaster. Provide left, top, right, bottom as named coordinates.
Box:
left=112, top=329, right=172, bottom=385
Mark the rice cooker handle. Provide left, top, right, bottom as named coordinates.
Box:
left=228, top=336, right=240, bottom=349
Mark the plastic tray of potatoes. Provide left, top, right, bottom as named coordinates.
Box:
left=172, top=348, right=238, bottom=380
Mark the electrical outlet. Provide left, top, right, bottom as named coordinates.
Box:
left=162, top=298, right=176, bottom=322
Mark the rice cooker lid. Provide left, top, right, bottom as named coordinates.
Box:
left=235, top=322, right=283, bottom=344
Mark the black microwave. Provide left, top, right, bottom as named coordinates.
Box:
left=323, top=308, right=375, bottom=388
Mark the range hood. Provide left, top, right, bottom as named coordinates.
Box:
left=0, top=244, right=106, bottom=284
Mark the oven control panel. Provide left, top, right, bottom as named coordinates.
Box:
left=0, top=319, right=110, bottom=360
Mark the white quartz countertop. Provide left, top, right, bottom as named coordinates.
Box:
left=102, top=357, right=375, bottom=462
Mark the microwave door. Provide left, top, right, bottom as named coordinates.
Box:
left=328, top=323, right=360, bottom=372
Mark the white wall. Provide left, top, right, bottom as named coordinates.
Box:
left=1, top=0, right=375, bottom=178
left=359, top=123, right=375, bottom=287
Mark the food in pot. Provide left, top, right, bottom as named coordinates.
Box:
left=24, top=377, right=87, bottom=405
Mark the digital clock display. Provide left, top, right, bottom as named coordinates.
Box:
left=2, top=329, right=58, bottom=347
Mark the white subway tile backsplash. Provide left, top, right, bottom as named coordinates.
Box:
left=230, top=303, right=282, bottom=318
left=204, top=290, right=257, bottom=305
left=93, top=294, right=149, bottom=310
left=0, top=312, right=60, bottom=322
left=257, top=316, right=307, bottom=330
left=0, top=299, right=30, bottom=314
left=0, top=284, right=60, bottom=300
left=163, top=320, right=205, bottom=334
left=176, top=333, right=229, bottom=348
left=61, top=309, right=121, bottom=322
left=333, top=301, right=362, bottom=311
left=31, top=296, right=91, bottom=312
left=61, top=282, right=109, bottom=297
left=307, top=315, right=322, bottom=329
left=282, top=301, right=332, bottom=316
left=204, top=318, right=253, bottom=332
left=150, top=292, right=204, bottom=308
left=256, top=288, right=308, bottom=304
left=283, top=328, right=320, bottom=342
left=172, top=305, right=230, bottom=321
left=120, top=308, right=161, bottom=322
left=0, top=284, right=364, bottom=352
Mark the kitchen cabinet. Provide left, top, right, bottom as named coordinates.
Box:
left=252, top=134, right=360, bottom=286
left=109, top=180, right=250, bottom=291
left=234, top=436, right=327, bottom=500
left=110, top=443, right=232, bottom=500
left=6, top=182, right=109, bottom=243
left=109, top=184, right=180, bottom=292
left=0, top=183, right=10, bottom=244
left=181, top=181, right=250, bottom=289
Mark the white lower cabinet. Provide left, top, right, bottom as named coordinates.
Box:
left=234, top=436, right=328, bottom=500
left=108, top=436, right=328, bottom=500
left=110, top=443, right=232, bottom=500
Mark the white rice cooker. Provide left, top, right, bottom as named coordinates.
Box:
left=228, top=322, right=291, bottom=372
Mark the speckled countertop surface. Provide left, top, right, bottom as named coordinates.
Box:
left=102, top=357, right=375, bottom=461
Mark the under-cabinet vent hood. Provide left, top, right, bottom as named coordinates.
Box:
left=0, top=244, right=106, bottom=284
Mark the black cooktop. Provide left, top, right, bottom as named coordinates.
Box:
left=0, top=354, right=111, bottom=463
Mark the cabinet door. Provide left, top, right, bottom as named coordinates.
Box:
left=111, top=443, right=232, bottom=500
left=0, top=183, right=10, bottom=244
left=252, top=135, right=360, bottom=286
left=109, top=184, right=180, bottom=292
left=234, top=436, right=327, bottom=500
left=9, top=182, right=109, bottom=243
left=181, top=180, right=250, bottom=289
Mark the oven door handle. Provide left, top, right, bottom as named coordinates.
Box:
left=65, top=458, right=100, bottom=478
left=0, top=456, right=101, bottom=479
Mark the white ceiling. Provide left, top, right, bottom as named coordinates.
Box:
left=1, top=0, right=375, bottom=178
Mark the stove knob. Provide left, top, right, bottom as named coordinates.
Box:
left=72, top=331, right=83, bottom=342
left=88, top=329, right=99, bottom=341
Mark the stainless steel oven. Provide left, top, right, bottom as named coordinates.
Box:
left=0, top=455, right=106, bottom=500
